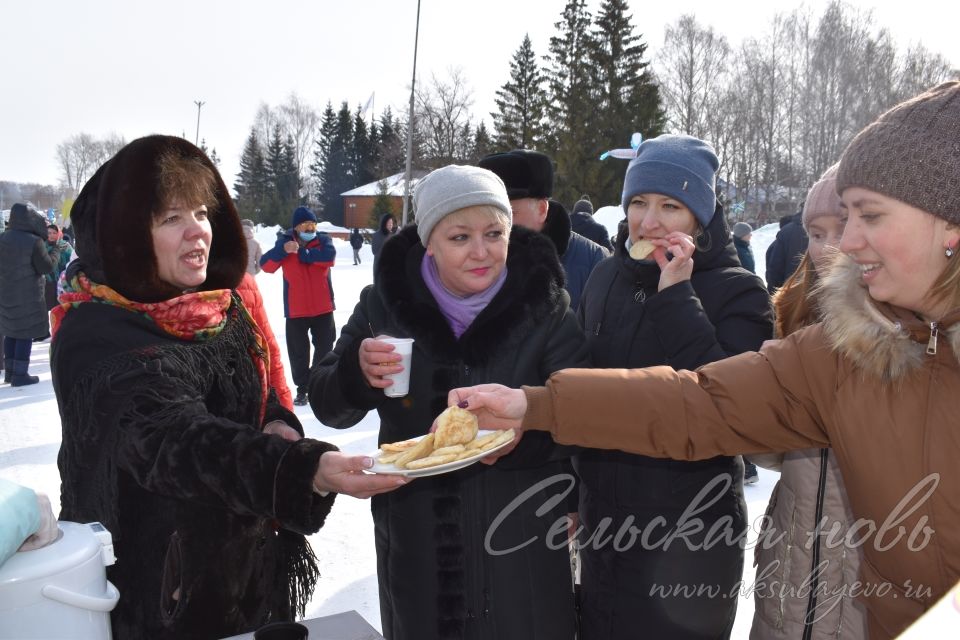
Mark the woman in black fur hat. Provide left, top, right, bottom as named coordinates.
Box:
left=51, top=135, right=405, bottom=640
left=310, top=164, right=589, bottom=640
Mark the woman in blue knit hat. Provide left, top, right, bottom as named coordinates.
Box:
left=572, top=133, right=773, bottom=639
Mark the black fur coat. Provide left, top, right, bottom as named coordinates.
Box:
left=52, top=136, right=337, bottom=640
left=310, top=225, right=589, bottom=640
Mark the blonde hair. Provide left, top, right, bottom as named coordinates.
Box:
left=442, top=204, right=512, bottom=239
left=927, top=246, right=960, bottom=311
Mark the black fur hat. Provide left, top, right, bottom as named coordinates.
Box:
left=478, top=149, right=554, bottom=200
left=72, top=135, right=246, bottom=303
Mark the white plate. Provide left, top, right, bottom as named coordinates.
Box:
left=368, top=430, right=515, bottom=478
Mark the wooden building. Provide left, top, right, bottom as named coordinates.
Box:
left=341, top=171, right=426, bottom=229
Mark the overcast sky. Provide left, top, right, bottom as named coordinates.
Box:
left=2, top=0, right=957, bottom=189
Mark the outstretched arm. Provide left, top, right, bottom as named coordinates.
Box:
left=450, top=326, right=835, bottom=462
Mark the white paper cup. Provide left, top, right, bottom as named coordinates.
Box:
left=382, top=337, right=414, bottom=397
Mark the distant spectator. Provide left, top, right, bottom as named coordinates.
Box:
left=569, top=195, right=614, bottom=251
left=260, top=206, right=337, bottom=406
left=764, top=208, right=807, bottom=293
left=371, top=213, right=397, bottom=277
left=349, top=227, right=364, bottom=265
left=241, top=218, right=262, bottom=275
left=0, top=203, right=56, bottom=386
left=731, top=221, right=755, bottom=274
left=44, top=223, right=73, bottom=310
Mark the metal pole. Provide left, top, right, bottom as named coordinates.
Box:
left=401, top=0, right=421, bottom=227
left=194, top=100, right=206, bottom=146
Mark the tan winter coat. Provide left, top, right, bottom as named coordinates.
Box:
left=523, top=256, right=960, bottom=640
left=750, top=448, right=869, bottom=640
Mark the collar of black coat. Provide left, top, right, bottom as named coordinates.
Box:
left=539, top=200, right=571, bottom=257
left=818, top=255, right=960, bottom=378
left=612, top=202, right=741, bottom=281
left=377, top=224, right=567, bottom=362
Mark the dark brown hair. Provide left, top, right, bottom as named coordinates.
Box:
left=155, top=151, right=218, bottom=217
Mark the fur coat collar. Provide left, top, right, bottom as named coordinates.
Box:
left=818, top=255, right=960, bottom=380
left=376, top=224, right=566, bottom=365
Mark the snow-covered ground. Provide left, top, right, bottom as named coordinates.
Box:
left=0, top=221, right=780, bottom=637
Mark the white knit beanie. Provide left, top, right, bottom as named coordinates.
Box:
left=413, top=165, right=512, bottom=245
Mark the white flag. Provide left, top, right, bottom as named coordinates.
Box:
left=362, top=92, right=375, bottom=115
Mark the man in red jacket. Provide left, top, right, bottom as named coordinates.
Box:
left=260, top=206, right=336, bottom=405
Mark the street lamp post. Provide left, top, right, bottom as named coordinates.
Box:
left=401, top=0, right=421, bottom=227
left=194, top=100, right=206, bottom=146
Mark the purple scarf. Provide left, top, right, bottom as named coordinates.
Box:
left=421, top=254, right=507, bottom=338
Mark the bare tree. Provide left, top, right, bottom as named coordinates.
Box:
left=415, top=67, right=475, bottom=166
left=896, top=44, right=954, bottom=99
left=56, top=133, right=101, bottom=193
left=277, top=93, right=320, bottom=183
left=253, top=103, right=279, bottom=158
left=656, top=14, right=730, bottom=139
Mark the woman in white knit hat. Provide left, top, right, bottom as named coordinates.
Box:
left=310, top=164, right=589, bottom=640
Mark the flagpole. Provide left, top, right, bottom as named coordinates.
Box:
left=401, top=0, right=421, bottom=227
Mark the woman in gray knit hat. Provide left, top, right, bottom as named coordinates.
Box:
left=451, top=81, right=960, bottom=640
left=310, top=164, right=589, bottom=640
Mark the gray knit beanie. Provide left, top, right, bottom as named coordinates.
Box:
left=413, top=165, right=512, bottom=244
left=732, top=221, right=753, bottom=239
left=837, top=81, right=960, bottom=224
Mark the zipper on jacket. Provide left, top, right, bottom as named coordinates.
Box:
left=801, top=449, right=830, bottom=640
left=926, top=322, right=939, bottom=355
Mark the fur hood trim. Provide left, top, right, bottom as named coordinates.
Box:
left=72, top=135, right=246, bottom=303
left=818, top=255, right=960, bottom=380
left=377, top=224, right=566, bottom=364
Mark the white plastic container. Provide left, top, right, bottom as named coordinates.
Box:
left=0, top=522, right=119, bottom=639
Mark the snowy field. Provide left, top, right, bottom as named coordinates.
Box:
left=0, top=218, right=781, bottom=637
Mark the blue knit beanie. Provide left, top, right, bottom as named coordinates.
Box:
left=620, top=134, right=719, bottom=228
left=291, top=206, right=317, bottom=227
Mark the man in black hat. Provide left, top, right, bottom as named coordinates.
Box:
left=478, top=150, right=608, bottom=311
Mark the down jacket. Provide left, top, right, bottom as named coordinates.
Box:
left=236, top=273, right=294, bottom=411
left=522, top=255, right=960, bottom=640
left=310, top=224, right=589, bottom=640
left=260, top=229, right=336, bottom=318
left=0, top=204, right=56, bottom=339
left=574, top=205, right=773, bottom=639
left=750, top=449, right=869, bottom=640
left=541, top=200, right=608, bottom=311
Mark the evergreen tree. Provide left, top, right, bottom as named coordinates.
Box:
left=310, top=102, right=338, bottom=205
left=492, top=34, right=548, bottom=151
left=544, top=0, right=600, bottom=204
left=369, top=180, right=396, bottom=228
left=315, top=102, right=355, bottom=225
left=589, top=0, right=665, bottom=204
left=369, top=107, right=405, bottom=178
left=470, top=121, right=494, bottom=163
left=279, top=135, right=301, bottom=205
left=262, top=124, right=288, bottom=227
left=352, top=106, right=375, bottom=188
left=234, top=129, right=268, bottom=223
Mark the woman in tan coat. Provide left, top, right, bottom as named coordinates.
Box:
left=749, top=165, right=869, bottom=640
left=452, top=82, right=960, bottom=640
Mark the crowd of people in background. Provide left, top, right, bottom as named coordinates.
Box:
left=3, top=80, right=959, bottom=640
